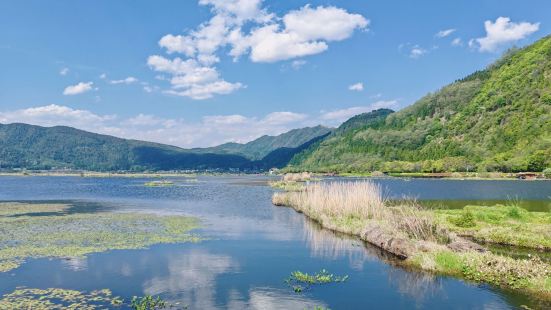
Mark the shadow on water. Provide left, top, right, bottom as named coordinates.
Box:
left=1, top=200, right=114, bottom=217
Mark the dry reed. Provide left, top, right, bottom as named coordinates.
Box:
left=273, top=181, right=446, bottom=242
left=282, top=172, right=312, bottom=182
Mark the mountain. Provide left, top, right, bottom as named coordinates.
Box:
left=288, top=36, right=551, bottom=173
left=0, top=123, right=331, bottom=171
left=192, top=125, right=331, bottom=160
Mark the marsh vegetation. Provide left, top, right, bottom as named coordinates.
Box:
left=0, top=202, right=201, bottom=272
left=272, top=181, right=551, bottom=300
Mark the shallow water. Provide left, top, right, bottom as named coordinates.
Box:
left=0, top=175, right=550, bottom=309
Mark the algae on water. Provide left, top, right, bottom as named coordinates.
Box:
left=0, top=287, right=123, bottom=309
left=0, top=202, right=201, bottom=272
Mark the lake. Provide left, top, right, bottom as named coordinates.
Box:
left=0, top=175, right=550, bottom=309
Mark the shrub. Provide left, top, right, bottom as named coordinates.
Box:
left=450, top=211, right=476, bottom=228
left=543, top=168, right=551, bottom=179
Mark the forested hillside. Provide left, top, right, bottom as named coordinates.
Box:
left=0, top=123, right=330, bottom=171
left=193, top=125, right=331, bottom=160
left=288, top=36, right=551, bottom=173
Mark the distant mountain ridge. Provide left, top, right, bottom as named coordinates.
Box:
left=0, top=123, right=331, bottom=171
left=192, top=125, right=331, bottom=160
left=288, top=35, right=551, bottom=173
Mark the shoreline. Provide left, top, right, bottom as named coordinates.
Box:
left=271, top=181, right=551, bottom=303
left=1, top=171, right=549, bottom=181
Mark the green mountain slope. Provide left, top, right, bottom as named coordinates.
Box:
left=0, top=123, right=330, bottom=171
left=288, top=36, right=551, bottom=173
left=193, top=125, right=331, bottom=160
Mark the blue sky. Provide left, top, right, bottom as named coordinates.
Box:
left=1, top=0, right=549, bottom=147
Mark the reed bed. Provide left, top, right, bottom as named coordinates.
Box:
left=282, top=172, right=312, bottom=182
left=273, top=181, right=444, bottom=242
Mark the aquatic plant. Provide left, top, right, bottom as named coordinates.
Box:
left=130, top=295, right=167, bottom=310
left=0, top=287, right=124, bottom=309
left=144, top=180, right=174, bottom=187
left=0, top=202, right=201, bottom=272
left=285, top=269, right=348, bottom=293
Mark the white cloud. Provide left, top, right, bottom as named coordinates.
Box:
left=290, top=59, right=307, bottom=70
left=0, top=102, right=396, bottom=148
left=451, top=38, right=463, bottom=47
left=63, top=82, right=94, bottom=95
left=99, top=73, right=107, bottom=79
left=0, top=104, right=114, bottom=128
left=435, top=28, right=456, bottom=38
left=166, top=80, right=244, bottom=100
left=348, top=82, right=364, bottom=91
left=262, top=111, right=307, bottom=125
left=241, top=6, right=368, bottom=63
left=320, top=100, right=397, bottom=124
left=472, top=17, right=539, bottom=52
left=59, top=68, right=69, bottom=76
left=109, top=77, right=138, bottom=85
left=409, top=46, right=427, bottom=59
left=151, top=1, right=367, bottom=99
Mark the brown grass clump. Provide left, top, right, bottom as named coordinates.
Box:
left=274, top=181, right=445, bottom=242
left=283, top=181, right=385, bottom=220
left=282, top=172, right=312, bottom=182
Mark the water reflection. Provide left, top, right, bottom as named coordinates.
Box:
left=144, top=250, right=238, bottom=309
left=301, top=217, right=374, bottom=270
left=387, top=268, right=444, bottom=305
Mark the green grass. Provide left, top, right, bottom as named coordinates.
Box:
left=433, top=204, right=551, bottom=249
left=411, top=250, right=551, bottom=295
left=269, top=180, right=306, bottom=192
left=0, top=202, right=201, bottom=272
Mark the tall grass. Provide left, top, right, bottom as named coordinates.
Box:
left=282, top=172, right=312, bottom=182
left=273, top=181, right=445, bottom=242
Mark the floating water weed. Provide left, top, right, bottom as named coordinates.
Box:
left=0, top=202, right=201, bottom=272
left=130, top=295, right=167, bottom=310
left=0, top=287, right=124, bottom=309
left=285, top=269, right=348, bottom=293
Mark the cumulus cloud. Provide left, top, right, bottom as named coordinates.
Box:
left=110, top=77, right=138, bottom=85
left=0, top=104, right=114, bottom=128
left=151, top=1, right=367, bottom=99
left=0, top=102, right=395, bottom=148
left=435, top=28, right=456, bottom=38
left=240, top=5, right=368, bottom=63
left=348, top=82, right=364, bottom=91
left=63, top=82, right=94, bottom=95
left=472, top=17, right=539, bottom=52
left=320, top=100, right=397, bottom=124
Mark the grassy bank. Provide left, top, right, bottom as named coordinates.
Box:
left=0, top=202, right=201, bottom=272
left=272, top=181, right=551, bottom=300
left=434, top=205, right=551, bottom=250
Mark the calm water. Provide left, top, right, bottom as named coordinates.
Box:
left=0, top=176, right=550, bottom=309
